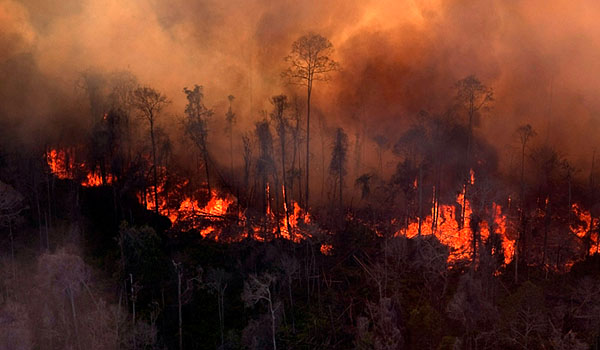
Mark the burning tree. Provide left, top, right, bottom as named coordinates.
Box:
left=455, top=76, right=493, bottom=228
left=132, top=86, right=170, bottom=215
left=183, top=85, right=214, bottom=197
left=255, top=119, right=276, bottom=218
left=270, top=94, right=291, bottom=231
left=283, top=33, right=339, bottom=207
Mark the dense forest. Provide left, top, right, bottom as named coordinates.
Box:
left=3, top=1, right=600, bottom=349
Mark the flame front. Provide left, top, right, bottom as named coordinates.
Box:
left=398, top=192, right=514, bottom=265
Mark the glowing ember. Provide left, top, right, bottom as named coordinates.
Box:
left=571, top=203, right=597, bottom=255
left=320, top=243, right=333, bottom=255
left=81, top=169, right=113, bottom=187
left=46, top=148, right=76, bottom=179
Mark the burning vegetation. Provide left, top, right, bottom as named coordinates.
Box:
left=4, top=1, right=600, bottom=349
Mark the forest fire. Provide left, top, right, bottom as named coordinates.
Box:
left=138, top=180, right=312, bottom=241
left=46, top=148, right=76, bottom=180
left=571, top=203, right=598, bottom=255
left=399, top=192, right=514, bottom=264
left=397, top=170, right=515, bottom=265
left=46, top=148, right=113, bottom=187
left=6, top=2, right=600, bottom=348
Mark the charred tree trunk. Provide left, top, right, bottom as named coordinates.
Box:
left=417, top=165, right=423, bottom=236
left=203, top=145, right=211, bottom=198
left=305, top=81, right=312, bottom=208
left=150, top=116, right=159, bottom=215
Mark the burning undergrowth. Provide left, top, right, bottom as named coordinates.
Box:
left=46, top=145, right=598, bottom=270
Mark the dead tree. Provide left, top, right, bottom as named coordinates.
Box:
left=243, top=273, right=279, bottom=350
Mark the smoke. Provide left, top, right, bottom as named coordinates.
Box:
left=1, top=0, right=600, bottom=170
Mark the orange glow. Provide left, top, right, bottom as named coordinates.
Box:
left=46, top=148, right=113, bottom=187
left=46, top=148, right=76, bottom=179
left=397, top=171, right=514, bottom=265
left=81, top=169, right=113, bottom=187
left=278, top=201, right=311, bottom=242
left=320, top=243, right=333, bottom=255
left=571, top=203, right=598, bottom=255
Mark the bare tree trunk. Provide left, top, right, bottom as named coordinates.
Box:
left=339, top=152, right=343, bottom=209
left=68, top=288, right=82, bottom=350
left=218, top=290, right=225, bottom=347
left=177, top=268, right=183, bottom=350
left=150, top=118, right=159, bottom=215
left=267, top=289, right=277, bottom=350
left=418, top=165, right=423, bottom=236
left=203, top=146, right=212, bottom=198
left=305, top=83, right=312, bottom=208
left=288, top=276, right=295, bottom=334
left=280, top=132, right=290, bottom=234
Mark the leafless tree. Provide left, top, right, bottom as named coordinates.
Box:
left=38, top=250, right=90, bottom=350
left=278, top=254, right=298, bottom=333
left=206, top=267, right=230, bottom=348
left=282, top=33, right=339, bottom=207
left=243, top=273, right=279, bottom=350
left=172, top=260, right=202, bottom=350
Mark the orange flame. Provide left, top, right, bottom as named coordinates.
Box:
left=46, top=148, right=113, bottom=187
left=398, top=171, right=514, bottom=265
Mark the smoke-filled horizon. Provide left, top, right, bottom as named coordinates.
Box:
left=2, top=0, right=600, bottom=177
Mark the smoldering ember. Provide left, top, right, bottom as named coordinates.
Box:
left=2, top=1, right=600, bottom=350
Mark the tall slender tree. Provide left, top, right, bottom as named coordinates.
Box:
left=132, top=86, right=169, bottom=214
left=225, top=95, right=236, bottom=180
left=455, top=75, right=493, bottom=228
left=283, top=33, right=339, bottom=207
left=330, top=128, right=348, bottom=209
left=183, top=85, right=214, bottom=197
left=270, top=94, right=291, bottom=232
left=515, top=123, right=536, bottom=282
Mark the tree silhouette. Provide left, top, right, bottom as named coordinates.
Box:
left=183, top=85, right=214, bottom=197
left=270, top=94, right=291, bottom=232
left=225, top=95, right=236, bottom=180
left=283, top=33, right=339, bottom=207
left=330, top=128, right=348, bottom=208
left=132, top=86, right=169, bottom=215
left=455, top=76, right=493, bottom=228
